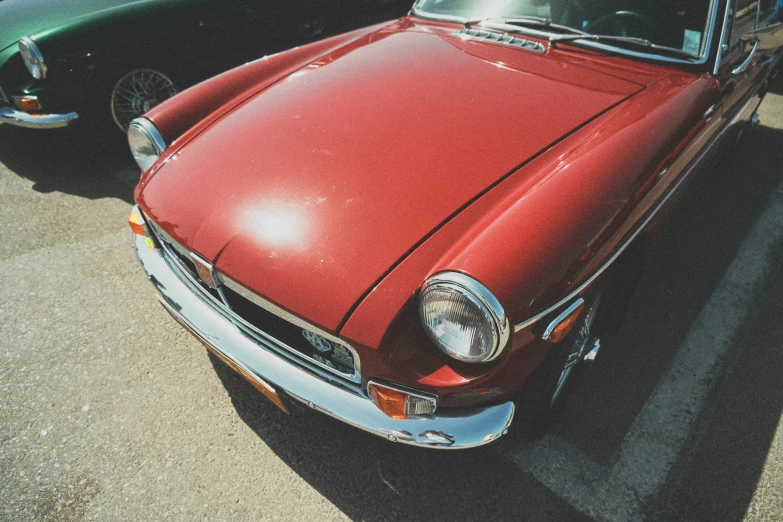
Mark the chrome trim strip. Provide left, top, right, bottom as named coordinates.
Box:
left=714, top=0, right=733, bottom=75
left=192, top=266, right=360, bottom=388
left=453, top=28, right=546, bottom=54
left=421, top=271, right=511, bottom=362
left=217, top=274, right=363, bottom=382
left=150, top=223, right=189, bottom=260
left=172, top=248, right=359, bottom=387
left=146, top=219, right=362, bottom=384
left=133, top=230, right=514, bottom=449
left=732, top=38, right=760, bottom=74
left=566, top=41, right=703, bottom=65
left=541, top=298, right=585, bottom=341
left=152, top=224, right=243, bottom=317
left=514, top=87, right=761, bottom=333
left=0, top=106, right=78, bottom=129
left=410, top=9, right=468, bottom=25
left=147, top=222, right=202, bottom=284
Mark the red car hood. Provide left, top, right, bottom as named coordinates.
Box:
left=139, top=25, right=643, bottom=334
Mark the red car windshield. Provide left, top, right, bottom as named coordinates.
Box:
left=412, top=0, right=716, bottom=57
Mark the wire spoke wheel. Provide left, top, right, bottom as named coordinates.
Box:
left=550, top=293, right=602, bottom=406
left=110, top=69, right=178, bottom=132
left=515, top=291, right=605, bottom=440
left=550, top=322, right=590, bottom=406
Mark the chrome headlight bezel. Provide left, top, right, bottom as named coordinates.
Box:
left=419, top=272, right=511, bottom=363
left=127, top=117, right=167, bottom=171
left=18, top=37, right=47, bottom=80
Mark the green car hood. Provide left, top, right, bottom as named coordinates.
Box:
left=0, top=0, right=150, bottom=51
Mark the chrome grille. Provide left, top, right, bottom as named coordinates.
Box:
left=217, top=277, right=359, bottom=379
left=453, top=29, right=547, bottom=54
left=148, top=224, right=222, bottom=302
left=147, top=221, right=361, bottom=385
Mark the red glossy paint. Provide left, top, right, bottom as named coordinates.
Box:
left=340, top=73, right=720, bottom=405
left=142, top=23, right=395, bottom=147
left=137, top=20, right=642, bottom=334
left=135, top=12, right=778, bottom=408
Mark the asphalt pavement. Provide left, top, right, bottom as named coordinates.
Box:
left=1, top=75, right=782, bottom=521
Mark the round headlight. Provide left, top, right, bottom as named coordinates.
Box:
left=18, top=37, right=46, bottom=80
left=419, top=272, right=511, bottom=363
left=128, top=118, right=167, bottom=171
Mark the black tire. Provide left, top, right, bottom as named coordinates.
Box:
left=513, top=237, right=646, bottom=440
left=514, top=333, right=579, bottom=441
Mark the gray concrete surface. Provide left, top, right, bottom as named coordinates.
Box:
left=1, top=75, right=782, bottom=521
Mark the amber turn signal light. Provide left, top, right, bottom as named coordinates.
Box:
left=542, top=299, right=585, bottom=344
left=14, top=96, right=41, bottom=111
left=368, top=381, right=437, bottom=419
left=128, top=210, right=156, bottom=249
left=128, top=211, right=147, bottom=236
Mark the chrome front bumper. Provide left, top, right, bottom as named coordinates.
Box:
left=132, top=230, right=515, bottom=449
left=0, top=106, right=78, bottom=128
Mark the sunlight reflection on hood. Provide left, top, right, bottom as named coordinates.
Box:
left=240, top=200, right=309, bottom=250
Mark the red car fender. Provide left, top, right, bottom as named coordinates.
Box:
left=339, top=73, right=721, bottom=401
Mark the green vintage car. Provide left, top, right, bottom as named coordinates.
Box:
left=0, top=0, right=410, bottom=133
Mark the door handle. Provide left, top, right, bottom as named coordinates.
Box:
left=732, top=38, right=760, bottom=75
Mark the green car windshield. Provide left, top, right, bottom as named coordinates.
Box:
left=412, top=0, right=716, bottom=58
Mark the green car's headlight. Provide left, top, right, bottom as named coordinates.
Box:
left=419, top=272, right=511, bottom=363
left=128, top=118, right=166, bottom=171
left=18, top=37, right=46, bottom=80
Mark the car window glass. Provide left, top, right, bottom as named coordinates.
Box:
left=727, top=0, right=759, bottom=52
left=757, top=0, right=781, bottom=28
left=414, top=0, right=714, bottom=56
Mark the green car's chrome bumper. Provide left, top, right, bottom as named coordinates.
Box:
left=0, top=106, right=78, bottom=128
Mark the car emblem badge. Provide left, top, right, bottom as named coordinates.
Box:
left=189, top=253, right=218, bottom=289
left=302, top=330, right=333, bottom=353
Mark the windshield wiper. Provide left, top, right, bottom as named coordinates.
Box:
left=493, top=17, right=590, bottom=37
left=549, top=33, right=698, bottom=60
left=466, top=16, right=589, bottom=37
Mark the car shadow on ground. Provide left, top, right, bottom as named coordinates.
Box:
left=207, top=352, right=590, bottom=521
left=557, top=123, right=783, bottom=520
left=770, top=72, right=783, bottom=95
left=0, top=124, right=136, bottom=203
left=655, top=265, right=783, bottom=520
left=210, top=123, right=783, bottom=521
left=553, top=123, right=783, bottom=463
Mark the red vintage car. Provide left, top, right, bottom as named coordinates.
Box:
left=128, top=0, right=782, bottom=448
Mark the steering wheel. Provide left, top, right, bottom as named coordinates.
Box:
left=585, top=11, right=662, bottom=41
